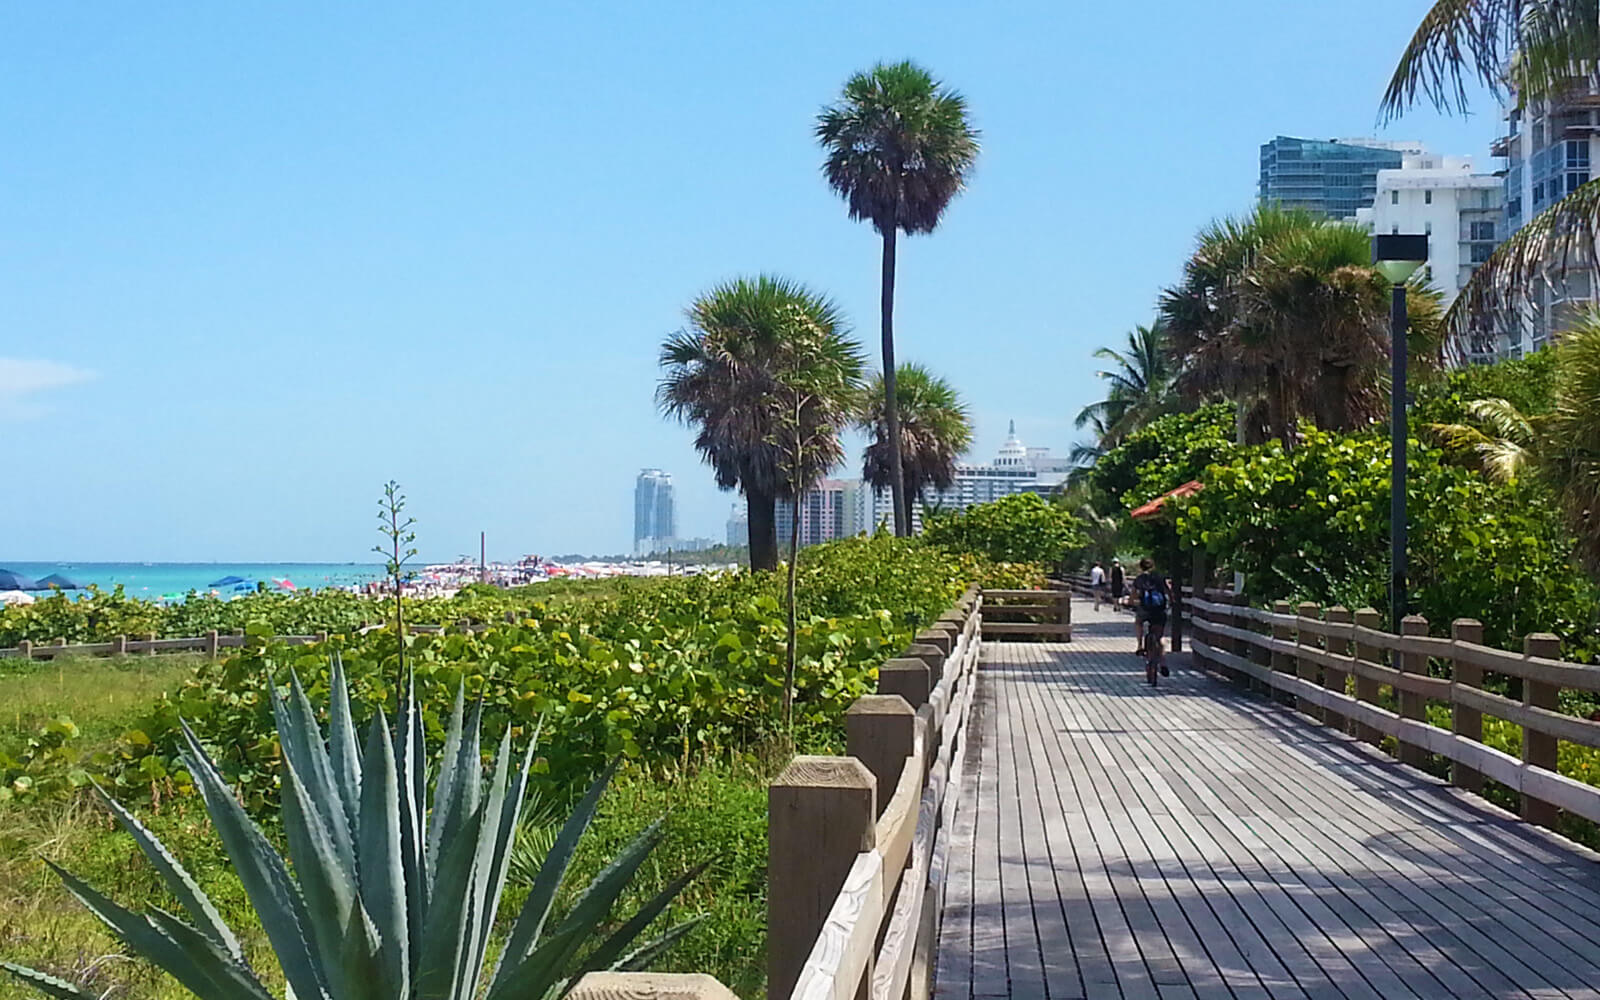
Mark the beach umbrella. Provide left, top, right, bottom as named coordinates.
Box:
left=0, top=569, right=40, bottom=591
left=36, top=573, right=81, bottom=590
left=233, top=583, right=251, bottom=591
left=0, top=590, right=35, bottom=606
left=276, top=578, right=297, bottom=591
left=208, top=575, right=246, bottom=587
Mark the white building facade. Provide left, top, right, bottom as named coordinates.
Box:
left=864, top=421, right=1070, bottom=532
left=1354, top=153, right=1504, bottom=362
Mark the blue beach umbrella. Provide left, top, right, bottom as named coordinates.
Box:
left=0, top=569, right=40, bottom=591
left=208, top=575, right=247, bottom=587
left=36, top=573, right=81, bottom=590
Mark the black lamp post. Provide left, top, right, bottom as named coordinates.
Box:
left=1372, top=233, right=1429, bottom=630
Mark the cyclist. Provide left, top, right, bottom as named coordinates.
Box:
left=1131, top=557, right=1171, bottom=685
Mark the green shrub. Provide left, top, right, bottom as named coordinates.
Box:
left=923, top=494, right=1087, bottom=567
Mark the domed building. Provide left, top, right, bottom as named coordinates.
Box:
left=864, top=419, right=1071, bottom=532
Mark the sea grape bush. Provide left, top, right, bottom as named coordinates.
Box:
left=922, top=493, right=1087, bottom=567
left=118, top=533, right=1032, bottom=812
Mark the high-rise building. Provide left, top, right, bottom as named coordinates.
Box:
left=1492, top=90, right=1598, bottom=358
left=776, top=479, right=864, bottom=549
left=1259, top=136, right=1424, bottom=219
left=1353, top=152, right=1505, bottom=362
left=725, top=504, right=748, bottom=547
left=633, top=469, right=677, bottom=556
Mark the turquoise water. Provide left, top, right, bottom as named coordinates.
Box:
left=2, top=562, right=386, bottom=599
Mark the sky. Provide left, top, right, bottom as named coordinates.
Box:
left=3, top=1, right=1501, bottom=562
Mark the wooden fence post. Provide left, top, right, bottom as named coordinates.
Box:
left=1397, top=616, right=1430, bottom=769
left=1246, top=598, right=1272, bottom=696
left=915, top=628, right=952, bottom=658
left=1522, top=632, right=1562, bottom=828
left=1295, top=602, right=1323, bottom=722
left=1270, top=601, right=1296, bottom=707
left=205, top=630, right=220, bottom=659
left=314, top=631, right=328, bottom=645
left=1170, top=554, right=1185, bottom=653
left=568, top=973, right=741, bottom=1000
left=145, top=632, right=157, bottom=656
left=879, top=657, right=931, bottom=710
left=504, top=610, right=517, bottom=624
left=846, top=695, right=916, bottom=819
left=18, top=640, right=31, bottom=660
left=769, top=756, right=877, bottom=1000
left=1450, top=618, right=1485, bottom=794
left=1353, top=608, right=1385, bottom=748
left=111, top=634, right=127, bottom=657
left=1052, top=581, right=1072, bottom=642
left=1190, top=549, right=1209, bottom=670
left=1227, top=593, right=1251, bottom=687
left=1322, top=607, right=1351, bottom=734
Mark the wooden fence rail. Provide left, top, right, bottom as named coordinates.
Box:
left=978, top=584, right=1070, bottom=640
left=1187, top=595, right=1600, bottom=831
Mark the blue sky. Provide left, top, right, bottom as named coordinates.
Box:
left=4, top=1, right=1498, bottom=561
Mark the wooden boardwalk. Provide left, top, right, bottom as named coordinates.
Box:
left=934, top=602, right=1600, bottom=1000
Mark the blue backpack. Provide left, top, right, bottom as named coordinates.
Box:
left=1141, top=585, right=1168, bottom=612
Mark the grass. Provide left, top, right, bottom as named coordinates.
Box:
left=0, top=655, right=204, bottom=755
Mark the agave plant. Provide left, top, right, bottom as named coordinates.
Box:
left=1, top=658, right=702, bottom=999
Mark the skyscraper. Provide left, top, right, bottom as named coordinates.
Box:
left=633, top=469, right=677, bottom=556
left=1259, top=136, right=1423, bottom=219
left=726, top=504, right=748, bottom=547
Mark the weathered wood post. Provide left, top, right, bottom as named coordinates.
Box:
left=1450, top=618, right=1485, bottom=793
left=144, top=632, right=157, bottom=656
left=568, top=972, right=741, bottom=1000
left=879, top=657, right=931, bottom=710
left=111, top=634, right=128, bottom=657
left=1190, top=549, right=1210, bottom=670
left=1322, top=607, right=1351, bottom=734
left=1270, top=601, right=1296, bottom=707
left=314, top=631, right=328, bottom=645
left=205, top=630, right=220, bottom=659
left=1395, top=616, right=1431, bottom=769
left=1169, top=551, right=1185, bottom=653
left=1294, top=602, right=1323, bottom=722
left=457, top=617, right=471, bottom=634
left=504, top=609, right=517, bottom=624
left=1352, top=608, right=1385, bottom=748
left=53, top=637, right=66, bottom=650
left=1051, top=580, right=1072, bottom=641
left=1246, top=599, right=1272, bottom=695
left=1226, top=592, right=1251, bottom=686
left=17, top=640, right=31, bottom=660
left=1522, top=632, right=1562, bottom=828
left=846, top=695, right=916, bottom=819
left=769, top=757, right=877, bottom=1000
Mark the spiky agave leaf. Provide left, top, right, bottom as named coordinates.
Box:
left=0, top=963, right=93, bottom=999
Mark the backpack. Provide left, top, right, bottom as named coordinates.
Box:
left=1141, top=585, right=1168, bottom=612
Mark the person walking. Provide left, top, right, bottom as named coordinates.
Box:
left=1090, top=560, right=1107, bottom=610
left=1131, top=557, right=1172, bottom=682
left=1109, top=559, right=1125, bottom=612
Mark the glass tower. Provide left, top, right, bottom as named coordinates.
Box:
left=1259, top=136, right=1409, bottom=218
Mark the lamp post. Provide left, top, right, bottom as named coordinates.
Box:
left=1372, top=234, right=1430, bottom=631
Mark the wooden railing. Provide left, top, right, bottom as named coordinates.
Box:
left=0, top=612, right=528, bottom=661
left=978, top=584, right=1070, bottom=640
left=1188, top=594, right=1600, bottom=830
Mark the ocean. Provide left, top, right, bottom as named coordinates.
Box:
left=2, top=562, right=387, bottom=599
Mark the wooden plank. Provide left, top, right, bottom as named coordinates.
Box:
left=1522, top=633, right=1562, bottom=829
left=874, top=753, right=922, bottom=899
left=794, top=850, right=884, bottom=1000
left=981, top=589, right=1069, bottom=600
left=1396, top=616, right=1431, bottom=770
left=977, top=622, right=1073, bottom=636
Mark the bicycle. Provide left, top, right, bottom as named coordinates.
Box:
left=1140, top=616, right=1168, bottom=686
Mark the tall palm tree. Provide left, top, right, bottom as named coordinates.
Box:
left=658, top=276, right=858, bottom=572
left=817, top=61, right=980, bottom=537
left=859, top=363, right=973, bottom=513
left=1074, top=321, right=1174, bottom=448
left=1383, top=2, right=1600, bottom=338
left=1428, top=397, right=1541, bottom=483
left=1542, top=307, right=1600, bottom=567
left=1160, top=206, right=1445, bottom=445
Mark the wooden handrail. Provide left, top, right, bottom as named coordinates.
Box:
left=1187, top=595, right=1600, bottom=831
left=774, top=591, right=985, bottom=1000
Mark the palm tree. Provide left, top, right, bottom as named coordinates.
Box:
left=1383, top=3, right=1600, bottom=339
left=1542, top=308, right=1600, bottom=568
left=658, top=276, right=857, bottom=572
left=817, top=61, right=980, bottom=537
left=859, top=363, right=973, bottom=514
left=1160, top=206, right=1445, bottom=445
left=1074, top=322, right=1174, bottom=448
left=1428, top=397, right=1540, bottom=483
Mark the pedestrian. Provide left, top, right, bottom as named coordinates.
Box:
left=1109, top=559, right=1125, bottom=612
left=1090, top=560, right=1107, bottom=610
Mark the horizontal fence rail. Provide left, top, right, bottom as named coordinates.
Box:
left=979, top=584, right=1070, bottom=640
left=1187, top=594, right=1600, bottom=830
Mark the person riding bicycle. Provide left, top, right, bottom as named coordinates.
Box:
left=1131, top=557, right=1171, bottom=683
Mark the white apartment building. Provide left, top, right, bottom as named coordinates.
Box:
left=1492, top=91, right=1600, bottom=358
left=863, top=421, right=1070, bottom=532
left=1354, top=153, right=1504, bottom=362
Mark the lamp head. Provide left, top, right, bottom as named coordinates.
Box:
left=1372, top=233, right=1429, bottom=285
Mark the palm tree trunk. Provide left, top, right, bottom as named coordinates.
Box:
left=881, top=227, right=908, bottom=537
left=784, top=493, right=801, bottom=729
left=747, top=489, right=779, bottom=572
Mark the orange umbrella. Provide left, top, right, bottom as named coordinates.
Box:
left=1130, top=480, right=1204, bottom=522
